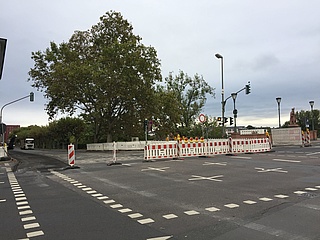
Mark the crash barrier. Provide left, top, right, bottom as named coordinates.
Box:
left=68, top=144, right=75, bottom=166
left=144, top=138, right=271, bottom=160
left=302, top=130, right=311, bottom=147
left=0, top=146, right=7, bottom=159
left=144, top=142, right=178, bottom=160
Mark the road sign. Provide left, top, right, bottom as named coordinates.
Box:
left=199, top=114, right=206, bottom=123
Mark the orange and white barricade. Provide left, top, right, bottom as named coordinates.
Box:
left=144, top=142, right=178, bottom=160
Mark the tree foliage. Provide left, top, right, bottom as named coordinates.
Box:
left=159, top=70, right=215, bottom=136
left=29, top=11, right=161, bottom=143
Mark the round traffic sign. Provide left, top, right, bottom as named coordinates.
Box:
left=199, top=114, right=206, bottom=123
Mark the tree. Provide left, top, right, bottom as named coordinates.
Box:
left=161, top=70, right=215, bottom=136
left=29, top=11, right=161, bottom=143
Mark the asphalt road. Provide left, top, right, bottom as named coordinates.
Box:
left=1, top=142, right=320, bottom=240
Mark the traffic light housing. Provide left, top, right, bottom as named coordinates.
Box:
left=217, top=117, right=222, bottom=121
left=245, top=84, right=251, bottom=94
left=144, top=119, right=148, bottom=131
left=230, top=117, right=234, bottom=125
left=29, top=92, right=34, bottom=102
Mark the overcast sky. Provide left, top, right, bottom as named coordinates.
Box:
left=1, top=0, right=320, bottom=128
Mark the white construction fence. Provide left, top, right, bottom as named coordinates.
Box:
left=144, top=137, right=271, bottom=161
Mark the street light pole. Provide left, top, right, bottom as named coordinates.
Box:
left=231, top=93, right=237, bottom=133
left=215, top=53, right=225, bottom=137
left=0, top=92, right=34, bottom=143
left=276, top=97, right=281, bottom=128
left=309, top=100, right=314, bottom=131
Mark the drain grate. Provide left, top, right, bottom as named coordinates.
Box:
left=300, top=192, right=319, bottom=198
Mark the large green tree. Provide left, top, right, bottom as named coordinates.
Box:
left=29, top=11, right=161, bottom=142
left=157, top=70, right=215, bottom=137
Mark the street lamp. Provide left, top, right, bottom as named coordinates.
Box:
left=231, top=93, right=237, bottom=133
left=309, top=100, right=314, bottom=131
left=0, top=92, right=34, bottom=143
left=215, top=53, right=225, bottom=137
left=276, top=97, right=281, bottom=128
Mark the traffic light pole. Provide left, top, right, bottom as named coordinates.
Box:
left=0, top=92, right=34, bottom=143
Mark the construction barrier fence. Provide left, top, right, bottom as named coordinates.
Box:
left=144, top=137, right=272, bottom=160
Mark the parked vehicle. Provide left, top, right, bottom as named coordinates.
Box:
left=20, top=138, right=35, bottom=150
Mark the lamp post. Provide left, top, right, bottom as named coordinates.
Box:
left=215, top=53, right=225, bottom=137
left=276, top=97, right=281, bottom=128
left=0, top=93, right=34, bottom=143
left=231, top=93, right=237, bottom=133
left=309, top=100, right=314, bottom=131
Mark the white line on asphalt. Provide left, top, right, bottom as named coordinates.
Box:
left=146, top=236, right=173, bottom=240
left=306, top=152, right=320, bottom=156
left=137, top=218, right=155, bottom=224
left=224, top=203, right=239, bottom=209
left=0, top=199, right=6, bottom=203
left=184, top=210, right=200, bottom=215
left=273, top=159, right=301, bottom=163
left=24, top=223, right=40, bottom=229
left=26, top=230, right=44, bottom=238
left=231, top=156, right=252, bottom=159
left=128, top=213, right=143, bottom=218
left=243, top=200, right=257, bottom=205
left=163, top=214, right=178, bottom=219
left=188, top=175, right=223, bottom=181
left=21, top=216, right=36, bottom=222
left=205, top=207, right=220, bottom=212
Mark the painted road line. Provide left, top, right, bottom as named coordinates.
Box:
left=243, top=200, right=257, bottom=205
left=87, top=190, right=97, bottom=194
left=26, top=230, right=44, bottom=238
left=184, top=210, right=200, bottom=215
left=205, top=207, right=220, bottom=212
left=141, top=167, right=170, bottom=172
left=16, top=201, right=29, bottom=206
left=23, top=223, right=40, bottom=230
left=110, top=204, right=123, bottom=209
left=104, top=199, right=115, bottom=204
left=147, top=235, right=173, bottom=240
left=21, top=216, right=36, bottom=222
left=163, top=214, right=178, bottom=220
left=188, top=175, right=223, bottom=182
left=294, top=191, right=307, bottom=195
left=0, top=199, right=6, bottom=203
left=231, top=156, right=252, bottom=160
left=128, top=213, right=143, bottom=219
left=92, top=193, right=103, bottom=197
left=138, top=218, right=155, bottom=224
left=97, top=196, right=109, bottom=200
left=224, top=203, right=239, bottom=209
left=18, top=205, right=31, bottom=210
left=273, top=159, right=301, bottom=163
left=305, top=187, right=318, bottom=191
left=19, top=210, right=33, bottom=216
left=203, top=162, right=227, bottom=166
left=306, top=152, right=320, bottom=156
left=255, top=167, right=288, bottom=173
left=274, top=194, right=289, bottom=199
left=118, top=208, right=132, bottom=213
left=259, top=197, right=273, bottom=202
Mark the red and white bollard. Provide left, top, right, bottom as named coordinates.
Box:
left=68, top=144, right=75, bottom=167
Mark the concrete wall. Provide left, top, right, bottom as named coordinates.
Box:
left=271, top=127, right=302, bottom=146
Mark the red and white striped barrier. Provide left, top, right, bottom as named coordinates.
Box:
left=144, top=137, right=271, bottom=160
left=178, top=142, right=206, bottom=157
left=144, top=142, right=178, bottom=160
left=68, top=144, right=75, bottom=166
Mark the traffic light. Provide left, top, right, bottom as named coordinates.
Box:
left=245, top=84, right=251, bottom=94
left=230, top=117, right=234, bottom=125
left=224, top=117, right=228, bottom=123
left=144, top=119, right=148, bottom=132
left=217, top=117, right=222, bottom=121
left=29, top=92, right=34, bottom=102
